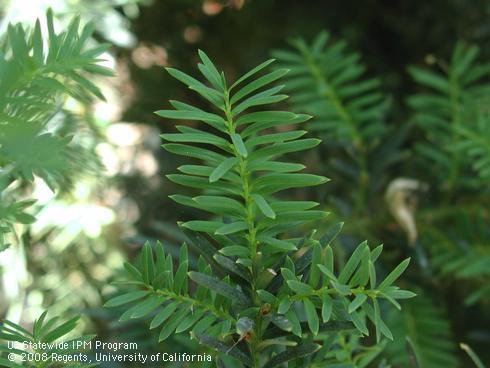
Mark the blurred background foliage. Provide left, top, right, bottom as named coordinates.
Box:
left=0, top=0, right=489, bottom=367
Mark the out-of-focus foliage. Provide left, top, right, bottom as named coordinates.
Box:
left=273, top=31, right=388, bottom=146
left=407, top=42, right=490, bottom=190
left=0, top=311, right=94, bottom=368
left=273, top=31, right=400, bottom=219
left=0, top=9, right=110, bottom=249
left=385, top=295, right=457, bottom=368
left=429, top=210, right=490, bottom=305
left=274, top=31, right=490, bottom=368
left=455, top=111, right=490, bottom=179
left=0, top=0, right=147, bottom=48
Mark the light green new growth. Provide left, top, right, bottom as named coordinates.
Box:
left=107, top=51, right=414, bottom=367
